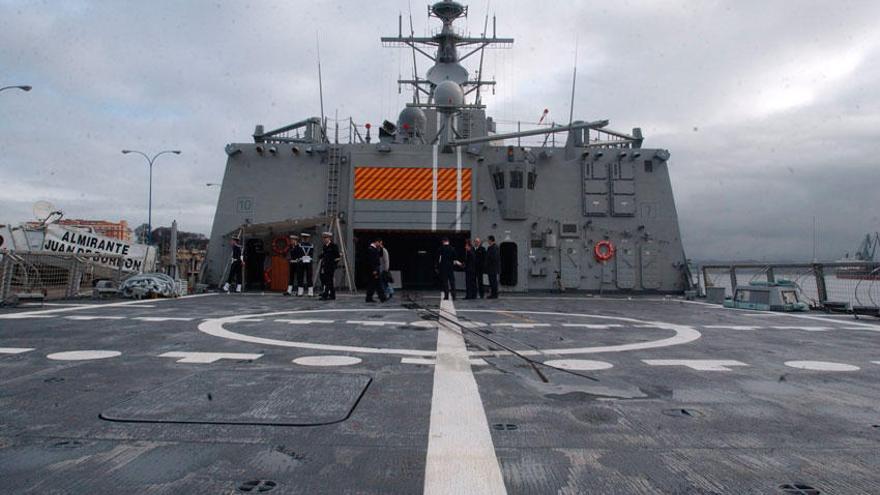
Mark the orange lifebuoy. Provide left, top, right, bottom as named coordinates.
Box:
left=594, top=240, right=615, bottom=262
left=271, top=236, right=289, bottom=255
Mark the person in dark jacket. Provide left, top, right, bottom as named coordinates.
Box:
left=318, top=232, right=340, bottom=300
left=365, top=239, right=386, bottom=303
left=284, top=234, right=299, bottom=296
left=223, top=237, right=243, bottom=293
left=464, top=240, right=477, bottom=299
left=474, top=237, right=486, bottom=298
left=437, top=237, right=458, bottom=300
left=485, top=235, right=500, bottom=299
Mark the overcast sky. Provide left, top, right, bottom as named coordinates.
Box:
left=1, top=0, right=878, bottom=261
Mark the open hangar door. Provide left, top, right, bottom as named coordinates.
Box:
left=353, top=230, right=470, bottom=290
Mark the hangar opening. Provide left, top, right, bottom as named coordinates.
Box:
left=353, top=230, right=470, bottom=290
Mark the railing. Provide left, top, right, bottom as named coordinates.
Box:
left=0, top=252, right=127, bottom=303
left=698, top=262, right=880, bottom=313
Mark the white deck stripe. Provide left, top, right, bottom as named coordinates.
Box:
left=432, top=144, right=439, bottom=232
left=346, top=320, right=407, bottom=326
left=401, top=357, right=488, bottom=366
left=159, top=352, right=262, bottom=364
left=424, top=295, right=506, bottom=495
left=66, top=316, right=126, bottom=321
left=133, top=317, right=194, bottom=322
left=0, top=293, right=216, bottom=319
left=275, top=319, right=335, bottom=324
left=561, top=323, right=623, bottom=329
left=704, top=325, right=760, bottom=330
left=455, top=146, right=462, bottom=232
left=643, top=359, right=748, bottom=371
left=490, top=323, right=550, bottom=328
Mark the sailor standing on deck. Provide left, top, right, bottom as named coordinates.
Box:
left=365, top=239, right=387, bottom=303
left=294, top=233, right=315, bottom=297
left=318, top=232, right=340, bottom=300
left=223, top=237, right=244, bottom=293
left=285, top=234, right=299, bottom=296
left=378, top=239, right=393, bottom=300
left=486, top=235, right=500, bottom=299
left=474, top=237, right=487, bottom=299
left=437, top=237, right=459, bottom=301
left=464, top=240, right=477, bottom=299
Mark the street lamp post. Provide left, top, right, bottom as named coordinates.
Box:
left=0, top=85, right=32, bottom=94
left=121, top=149, right=182, bottom=244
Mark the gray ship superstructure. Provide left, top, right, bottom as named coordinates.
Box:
left=204, top=0, right=688, bottom=293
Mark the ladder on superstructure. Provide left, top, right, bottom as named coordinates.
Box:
left=326, top=146, right=355, bottom=292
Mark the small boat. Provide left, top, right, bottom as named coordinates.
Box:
left=723, top=280, right=809, bottom=312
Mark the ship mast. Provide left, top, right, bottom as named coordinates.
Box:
left=382, top=0, right=513, bottom=110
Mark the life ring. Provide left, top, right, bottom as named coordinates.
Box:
left=271, top=236, right=289, bottom=255
left=594, top=240, right=615, bottom=262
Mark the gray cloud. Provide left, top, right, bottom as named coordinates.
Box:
left=1, top=0, right=877, bottom=261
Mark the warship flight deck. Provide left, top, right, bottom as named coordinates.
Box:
left=1, top=293, right=879, bottom=494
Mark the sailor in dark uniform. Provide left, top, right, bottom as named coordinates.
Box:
left=474, top=237, right=487, bottom=298
left=223, top=237, right=243, bottom=293
left=486, top=235, right=500, bottom=299
left=437, top=237, right=458, bottom=300
left=285, top=234, right=299, bottom=296
left=365, top=239, right=387, bottom=303
left=318, top=232, right=340, bottom=300
left=464, top=240, right=477, bottom=299
left=294, top=233, right=315, bottom=296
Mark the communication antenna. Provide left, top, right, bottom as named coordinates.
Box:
left=408, top=1, right=421, bottom=104
left=316, top=32, right=326, bottom=140
left=33, top=200, right=62, bottom=225
left=475, top=1, right=491, bottom=105
left=568, top=36, right=579, bottom=125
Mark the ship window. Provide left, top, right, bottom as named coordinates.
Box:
left=527, top=171, right=537, bottom=190
left=749, top=290, right=770, bottom=304
left=492, top=171, right=505, bottom=189
left=781, top=290, right=799, bottom=304
left=644, top=160, right=653, bottom=173
left=510, top=171, right=524, bottom=189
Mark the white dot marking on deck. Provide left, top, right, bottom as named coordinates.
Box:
left=293, top=355, right=362, bottom=366
left=0, top=347, right=34, bottom=355
left=47, top=350, right=121, bottom=361
left=784, top=360, right=860, bottom=371
left=543, top=359, right=614, bottom=371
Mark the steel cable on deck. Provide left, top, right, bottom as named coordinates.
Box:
left=403, top=294, right=599, bottom=383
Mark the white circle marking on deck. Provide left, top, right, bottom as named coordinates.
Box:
left=197, top=308, right=701, bottom=357
left=543, top=359, right=613, bottom=371
left=46, top=350, right=121, bottom=361
left=784, top=360, right=860, bottom=372
left=292, top=355, right=362, bottom=367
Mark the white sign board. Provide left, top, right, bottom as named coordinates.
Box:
left=41, top=225, right=156, bottom=273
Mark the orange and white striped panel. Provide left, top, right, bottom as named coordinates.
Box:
left=354, top=167, right=471, bottom=201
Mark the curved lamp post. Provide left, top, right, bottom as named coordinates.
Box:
left=121, top=149, right=181, bottom=244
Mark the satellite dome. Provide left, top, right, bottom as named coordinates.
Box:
left=398, top=107, right=427, bottom=135
left=434, top=80, right=464, bottom=111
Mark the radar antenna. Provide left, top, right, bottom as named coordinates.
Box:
left=381, top=0, right=513, bottom=110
